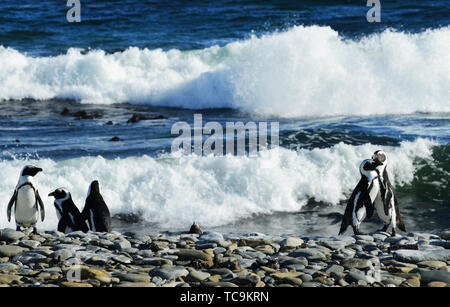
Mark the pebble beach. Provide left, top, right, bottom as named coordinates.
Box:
left=0, top=228, right=449, bottom=287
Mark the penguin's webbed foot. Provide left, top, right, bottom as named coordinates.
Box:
left=32, top=227, right=38, bottom=235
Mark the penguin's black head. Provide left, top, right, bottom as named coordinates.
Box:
left=48, top=188, right=69, bottom=200
left=89, top=180, right=100, bottom=196
left=21, top=165, right=43, bottom=177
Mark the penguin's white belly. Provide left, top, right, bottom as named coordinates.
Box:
left=15, top=186, right=38, bottom=226
left=375, top=194, right=390, bottom=223
left=368, top=179, right=380, bottom=203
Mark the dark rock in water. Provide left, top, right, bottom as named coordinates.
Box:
left=127, top=113, right=168, bottom=123
left=189, top=222, right=203, bottom=235
left=14, top=139, right=20, bottom=143
left=73, top=110, right=103, bottom=120
left=109, top=136, right=122, bottom=142
left=106, top=121, right=114, bottom=125
left=60, top=108, right=70, bottom=116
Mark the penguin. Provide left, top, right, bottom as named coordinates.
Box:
left=6, top=165, right=45, bottom=234
left=81, top=180, right=111, bottom=232
left=371, top=150, right=406, bottom=236
left=339, top=158, right=381, bottom=235
left=48, top=188, right=89, bottom=233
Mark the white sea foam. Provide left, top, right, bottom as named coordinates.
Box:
left=1, top=26, right=449, bottom=117
left=0, top=138, right=435, bottom=230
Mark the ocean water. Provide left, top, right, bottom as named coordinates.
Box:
left=0, top=0, right=449, bottom=235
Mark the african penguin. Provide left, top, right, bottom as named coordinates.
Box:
left=48, top=188, right=89, bottom=233
left=81, top=180, right=111, bottom=232
left=339, top=159, right=380, bottom=235
left=371, top=150, right=406, bottom=236
left=7, top=165, right=45, bottom=234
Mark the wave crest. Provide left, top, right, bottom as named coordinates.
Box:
left=1, top=26, right=450, bottom=116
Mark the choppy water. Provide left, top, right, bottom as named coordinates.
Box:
left=0, top=1, right=449, bottom=235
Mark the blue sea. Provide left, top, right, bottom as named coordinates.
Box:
left=0, top=0, right=449, bottom=235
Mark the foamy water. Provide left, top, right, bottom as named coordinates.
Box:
left=0, top=138, right=435, bottom=230
left=1, top=26, right=450, bottom=117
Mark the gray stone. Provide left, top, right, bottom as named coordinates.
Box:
left=324, top=264, right=345, bottom=274
left=288, top=248, right=326, bottom=260
left=341, top=258, right=372, bottom=270
left=0, top=245, right=27, bottom=257
left=345, top=270, right=376, bottom=284
left=195, top=243, right=217, bottom=250
left=12, top=252, right=47, bottom=265
left=19, top=240, right=40, bottom=249
left=149, top=266, right=189, bottom=281
left=185, top=269, right=210, bottom=282
left=300, top=274, right=313, bottom=282
left=0, top=263, right=19, bottom=272
left=393, top=249, right=450, bottom=263
left=417, top=269, right=450, bottom=284
left=355, top=235, right=374, bottom=242
left=115, top=272, right=150, bottom=283
left=213, top=247, right=227, bottom=255
left=111, top=254, right=132, bottom=264
left=52, top=249, right=73, bottom=262
left=0, top=229, right=26, bottom=243
left=199, top=232, right=224, bottom=243
left=430, top=240, right=450, bottom=249
left=175, top=249, right=212, bottom=262
left=114, top=239, right=132, bottom=250
left=280, top=237, right=304, bottom=248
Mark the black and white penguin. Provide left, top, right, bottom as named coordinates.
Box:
left=81, top=180, right=111, bottom=232
left=6, top=165, right=45, bottom=234
left=371, top=150, right=406, bottom=236
left=48, top=188, right=89, bottom=233
left=339, top=159, right=381, bottom=235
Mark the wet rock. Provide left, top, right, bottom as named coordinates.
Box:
left=288, top=248, right=327, bottom=261
left=109, top=136, right=122, bottom=142
left=149, top=266, right=189, bottom=281
left=0, top=229, right=26, bottom=243
left=175, top=249, right=212, bottom=262
left=280, top=237, right=304, bottom=249
left=114, top=272, right=150, bottom=283
left=188, top=222, right=203, bottom=235
left=393, top=249, right=450, bottom=263
left=0, top=246, right=28, bottom=257
left=416, top=269, right=450, bottom=284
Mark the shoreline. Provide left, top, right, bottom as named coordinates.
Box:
left=0, top=228, right=449, bottom=287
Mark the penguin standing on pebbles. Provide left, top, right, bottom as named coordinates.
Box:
left=371, top=150, right=406, bottom=236
left=48, top=188, right=89, bottom=233
left=81, top=180, right=111, bottom=232
left=7, top=165, right=45, bottom=234
left=339, top=159, right=381, bottom=235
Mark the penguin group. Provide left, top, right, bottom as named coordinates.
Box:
left=6, top=165, right=111, bottom=234
left=339, top=150, right=406, bottom=237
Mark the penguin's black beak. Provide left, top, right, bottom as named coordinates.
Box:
left=48, top=191, right=55, bottom=197
left=31, top=167, right=43, bottom=176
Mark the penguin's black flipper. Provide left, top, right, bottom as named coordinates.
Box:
left=360, top=189, right=375, bottom=219
left=7, top=190, right=17, bottom=222
left=394, top=195, right=406, bottom=232
left=339, top=192, right=356, bottom=235
left=383, top=188, right=392, bottom=216
left=57, top=217, right=68, bottom=233
left=35, top=190, right=45, bottom=222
